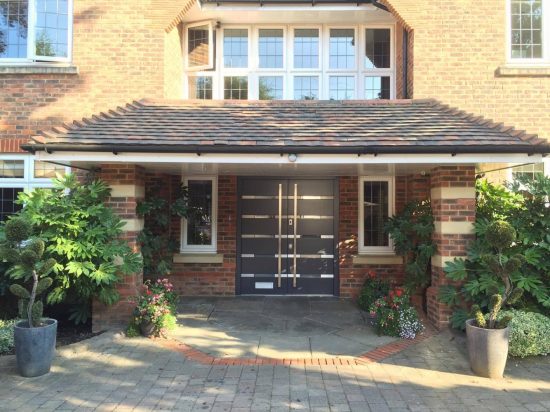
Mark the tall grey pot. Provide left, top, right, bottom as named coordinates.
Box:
left=14, top=319, right=57, bottom=378
left=465, top=319, right=509, bottom=379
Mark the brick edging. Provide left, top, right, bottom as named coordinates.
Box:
left=156, top=324, right=439, bottom=366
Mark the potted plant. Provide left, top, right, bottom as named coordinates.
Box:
left=0, top=217, right=57, bottom=377
left=465, top=220, right=523, bottom=379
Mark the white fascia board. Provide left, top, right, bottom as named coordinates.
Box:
left=33, top=151, right=546, bottom=165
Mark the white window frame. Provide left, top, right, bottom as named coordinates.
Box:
left=290, top=25, right=323, bottom=72
left=507, top=162, right=546, bottom=183
left=185, top=20, right=215, bottom=71
left=254, top=25, right=287, bottom=72
left=506, top=0, right=550, bottom=65
left=185, top=74, right=215, bottom=100
left=221, top=25, right=251, bottom=71
left=0, top=0, right=73, bottom=64
left=0, top=154, right=69, bottom=188
left=358, top=176, right=395, bottom=255
left=361, top=24, right=396, bottom=99
left=181, top=176, right=218, bottom=254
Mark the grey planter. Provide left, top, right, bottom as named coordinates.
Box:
left=465, top=319, right=509, bottom=379
left=14, top=318, right=57, bottom=378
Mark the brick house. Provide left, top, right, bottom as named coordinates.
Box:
left=1, top=0, right=549, bottom=331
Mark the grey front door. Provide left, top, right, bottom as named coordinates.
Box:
left=237, top=178, right=338, bottom=295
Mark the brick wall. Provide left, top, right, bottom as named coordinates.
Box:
left=385, top=0, right=550, bottom=142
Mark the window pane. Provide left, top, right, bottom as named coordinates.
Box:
left=0, top=159, right=24, bottom=178
left=187, top=24, right=210, bottom=67
left=34, top=0, right=69, bottom=58
left=224, top=76, right=248, bottom=100
left=363, top=181, right=389, bottom=247
left=187, top=180, right=213, bottom=246
left=510, top=0, right=543, bottom=59
left=34, top=161, right=65, bottom=178
left=329, top=28, right=355, bottom=69
left=259, top=76, right=283, bottom=100
left=259, top=28, right=283, bottom=69
left=365, top=28, right=390, bottom=69
left=512, top=163, right=545, bottom=181
left=188, top=76, right=213, bottom=99
left=223, top=28, right=248, bottom=68
left=293, top=28, right=319, bottom=69
left=293, top=76, right=318, bottom=100
left=365, top=76, right=390, bottom=99
left=329, top=75, right=354, bottom=100
left=0, top=0, right=28, bottom=58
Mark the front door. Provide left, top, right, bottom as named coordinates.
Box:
left=237, top=178, right=338, bottom=295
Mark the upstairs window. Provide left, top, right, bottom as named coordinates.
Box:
left=223, top=28, right=248, bottom=68
left=186, top=21, right=214, bottom=70
left=293, top=28, right=319, bottom=69
left=329, top=28, right=355, bottom=69
left=509, top=0, right=549, bottom=63
left=258, top=28, right=283, bottom=69
left=0, top=0, right=72, bottom=62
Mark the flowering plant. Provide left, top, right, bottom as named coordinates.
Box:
left=373, top=287, right=423, bottom=339
left=358, top=270, right=391, bottom=314
left=130, top=278, right=178, bottom=337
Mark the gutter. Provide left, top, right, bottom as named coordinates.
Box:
left=22, top=143, right=550, bottom=156
left=200, top=0, right=388, bottom=10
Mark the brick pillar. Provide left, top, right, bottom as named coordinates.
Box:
left=92, top=164, right=145, bottom=332
left=427, top=166, right=476, bottom=329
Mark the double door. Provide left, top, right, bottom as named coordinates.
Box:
left=237, top=178, right=337, bottom=295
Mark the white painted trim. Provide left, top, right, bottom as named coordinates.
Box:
left=0, top=154, right=69, bottom=187
left=358, top=176, right=395, bottom=255
left=181, top=176, right=218, bottom=253
left=184, top=20, right=215, bottom=71
left=34, top=151, right=547, bottom=165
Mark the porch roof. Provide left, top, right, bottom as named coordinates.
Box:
left=24, top=99, right=549, bottom=155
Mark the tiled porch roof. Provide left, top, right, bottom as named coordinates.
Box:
left=26, top=99, right=549, bottom=155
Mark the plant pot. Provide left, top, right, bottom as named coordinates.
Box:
left=14, top=318, right=57, bottom=378
left=140, top=320, right=156, bottom=337
left=465, top=319, right=509, bottom=379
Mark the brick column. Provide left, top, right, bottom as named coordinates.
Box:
left=427, top=166, right=476, bottom=329
left=92, top=164, right=145, bottom=332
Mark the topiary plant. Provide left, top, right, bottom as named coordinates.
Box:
left=470, top=221, right=524, bottom=329
left=0, top=217, right=56, bottom=328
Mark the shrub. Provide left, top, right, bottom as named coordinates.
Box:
left=15, top=174, right=142, bottom=324
left=499, top=310, right=550, bottom=358
left=0, top=319, right=15, bottom=354
left=357, top=270, right=390, bottom=313
left=372, top=288, right=423, bottom=340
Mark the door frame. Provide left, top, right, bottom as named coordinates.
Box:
left=235, top=176, right=340, bottom=296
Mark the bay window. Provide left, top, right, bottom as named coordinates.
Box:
left=508, top=0, right=549, bottom=63
left=0, top=0, right=72, bottom=62
left=358, top=177, right=394, bottom=254
left=182, top=177, right=217, bottom=253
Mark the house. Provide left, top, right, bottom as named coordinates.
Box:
left=1, top=0, right=549, bottom=332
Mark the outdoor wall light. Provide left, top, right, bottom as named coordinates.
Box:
left=288, top=154, right=297, bottom=162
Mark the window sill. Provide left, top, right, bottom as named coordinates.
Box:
left=353, top=254, right=403, bottom=265
left=0, top=64, right=79, bottom=75
left=496, top=65, right=550, bottom=77
left=173, top=253, right=223, bottom=264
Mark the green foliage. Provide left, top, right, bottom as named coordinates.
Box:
left=357, top=270, right=391, bottom=312
left=14, top=174, right=142, bottom=324
left=137, top=185, right=189, bottom=277
left=125, top=321, right=140, bottom=338
left=4, top=217, right=31, bottom=243
left=0, top=319, right=15, bottom=354
left=131, top=278, right=178, bottom=337
left=9, top=284, right=30, bottom=299
left=385, top=200, right=436, bottom=292
left=499, top=310, right=550, bottom=358
left=372, top=290, right=423, bottom=339
left=440, top=176, right=550, bottom=329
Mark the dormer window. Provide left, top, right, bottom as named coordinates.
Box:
left=0, top=0, right=73, bottom=62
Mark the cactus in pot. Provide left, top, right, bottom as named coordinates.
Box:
left=0, top=217, right=57, bottom=377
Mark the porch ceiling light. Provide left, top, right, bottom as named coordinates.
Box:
left=288, top=153, right=297, bottom=162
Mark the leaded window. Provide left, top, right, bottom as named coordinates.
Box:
left=364, top=76, right=390, bottom=99
left=258, top=29, right=283, bottom=69
left=293, top=28, right=319, bottom=69
left=188, top=76, right=213, bottom=100
left=293, top=76, right=318, bottom=100
left=223, top=28, right=248, bottom=68
left=259, top=76, right=283, bottom=100
left=510, top=0, right=543, bottom=59
left=329, top=28, right=355, bottom=69
left=329, top=76, right=355, bottom=100
left=224, top=76, right=248, bottom=100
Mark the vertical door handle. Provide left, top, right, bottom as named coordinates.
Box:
left=277, top=183, right=282, bottom=288
left=293, top=183, right=298, bottom=288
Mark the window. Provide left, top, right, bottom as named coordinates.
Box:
left=188, top=76, right=213, bottom=99
left=329, top=28, right=355, bottom=69
left=186, top=21, right=214, bottom=70
left=329, top=75, right=355, bottom=100
left=224, top=76, right=248, bottom=99
left=182, top=177, right=217, bottom=253
left=294, top=75, right=319, bottom=100
left=33, top=160, right=65, bottom=178
left=0, top=159, right=24, bottom=178
left=223, top=28, right=248, bottom=68
left=0, top=187, right=23, bottom=221
left=365, top=76, right=390, bottom=99
left=293, top=28, right=319, bottom=69
left=509, top=0, right=549, bottom=62
left=259, top=76, right=283, bottom=100
left=258, top=29, right=283, bottom=69
left=0, top=0, right=72, bottom=62
left=511, top=163, right=545, bottom=181
left=358, top=177, right=394, bottom=254
left=365, top=28, right=391, bottom=69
